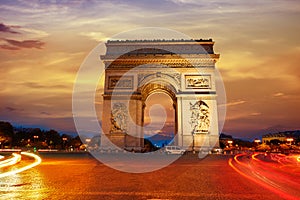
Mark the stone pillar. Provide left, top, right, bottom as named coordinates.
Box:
left=101, top=95, right=144, bottom=150
left=176, top=96, right=183, bottom=147
left=177, top=95, right=219, bottom=151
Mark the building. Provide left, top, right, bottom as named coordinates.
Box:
left=262, top=130, right=300, bottom=144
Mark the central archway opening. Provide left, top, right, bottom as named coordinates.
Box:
left=143, top=92, right=176, bottom=150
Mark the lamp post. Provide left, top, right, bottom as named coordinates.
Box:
left=286, top=138, right=294, bottom=145
left=254, top=139, right=261, bottom=143
left=62, top=137, right=68, bottom=150
left=85, top=138, right=91, bottom=143
left=33, top=135, right=39, bottom=143
left=227, top=140, right=233, bottom=154
left=85, top=138, right=91, bottom=151
left=192, top=133, right=195, bottom=154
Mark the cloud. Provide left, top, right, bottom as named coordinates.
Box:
left=250, top=112, right=261, bottom=116
left=3, top=39, right=45, bottom=49
left=5, top=107, right=17, bottom=112
left=0, top=23, right=20, bottom=34
left=40, top=111, right=51, bottom=116
left=220, top=100, right=246, bottom=107
left=273, top=92, right=284, bottom=97
left=0, top=44, right=20, bottom=50
left=20, top=81, right=68, bottom=90
left=80, top=32, right=108, bottom=42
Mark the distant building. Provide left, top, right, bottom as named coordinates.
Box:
left=262, top=130, right=300, bottom=144
left=219, top=133, right=233, bottom=148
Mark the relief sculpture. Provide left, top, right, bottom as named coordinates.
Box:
left=185, top=75, right=211, bottom=89
left=108, top=76, right=133, bottom=89
left=110, top=103, right=128, bottom=133
left=189, top=100, right=210, bottom=134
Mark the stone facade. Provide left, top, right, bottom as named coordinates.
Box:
left=100, top=39, right=220, bottom=151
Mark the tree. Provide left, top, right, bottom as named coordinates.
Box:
left=70, top=136, right=82, bottom=150
left=45, top=129, right=61, bottom=148
left=0, top=121, right=13, bottom=148
left=142, top=138, right=158, bottom=152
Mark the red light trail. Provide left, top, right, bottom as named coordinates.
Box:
left=229, top=153, right=300, bottom=200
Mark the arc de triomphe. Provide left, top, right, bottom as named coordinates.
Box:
left=100, top=39, right=219, bottom=151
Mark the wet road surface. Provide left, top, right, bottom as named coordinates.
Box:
left=0, top=153, right=288, bottom=200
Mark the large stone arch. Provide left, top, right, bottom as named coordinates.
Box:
left=140, top=79, right=178, bottom=146
left=100, top=39, right=220, bottom=151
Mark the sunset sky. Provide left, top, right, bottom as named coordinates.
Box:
left=0, top=0, right=300, bottom=140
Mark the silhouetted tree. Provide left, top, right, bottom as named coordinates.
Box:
left=45, top=129, right=61, bottom=148
left=70, top=136, right=82, bottom=149
left=142, top=138, right=158, bottom=152
left=0, top=121, right=13, bottom=148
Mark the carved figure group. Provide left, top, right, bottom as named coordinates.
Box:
left=110, top=103, right=128, bottom=132
left=189, top=100, right=210, bottom=134
left=187, top=78, right=209, bottom=88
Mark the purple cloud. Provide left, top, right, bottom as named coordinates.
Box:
left=5, top=107, right=17, bottom=112
left=3, top=39, right=45, bottom=50
left=0, top=23, right=20, bottom=34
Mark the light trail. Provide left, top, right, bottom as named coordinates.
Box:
left=0, top=152, right=42, bottom=178
left=0, top=149, right=21, bottom=152
left=251, top=153, right=261, bottom=162
left=0, top=153, right=21, bottom=168
left=229, top=153, right=299, bottom=200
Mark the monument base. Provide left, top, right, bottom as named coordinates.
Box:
left=108, top=131, right=126, bottom=149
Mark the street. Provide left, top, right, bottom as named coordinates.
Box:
left=1, top=152, right=294, bottom=200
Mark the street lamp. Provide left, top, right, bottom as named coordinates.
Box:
left=85, top=138, right=91, bottom=143
left=254, top=139, right=261, bottom=143
left=33, top=135, right=39, bottom=143
left=287, top=138, right=294, bottom=145
left=62, top=137, right=68, bottom=150
left=192, top=133, right=195, bottom=154
left=85, top=138, right=91, bottom=151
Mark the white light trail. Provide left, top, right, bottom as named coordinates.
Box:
left=0, top=152, right=42, bottom=178
left=0, top=153, right=21, bottom=168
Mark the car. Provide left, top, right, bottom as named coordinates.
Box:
left=165, top=146, right=185, bottom=154
left=211, top=148, right=223, bottom=154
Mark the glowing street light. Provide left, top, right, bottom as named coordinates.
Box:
left=33, top=135, right=39, bottom=145
left=254, top=139, right=261, bottom=143
left=287, top=138, right=294, bottom=145
left=85, top=138, right=91, bottom=143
